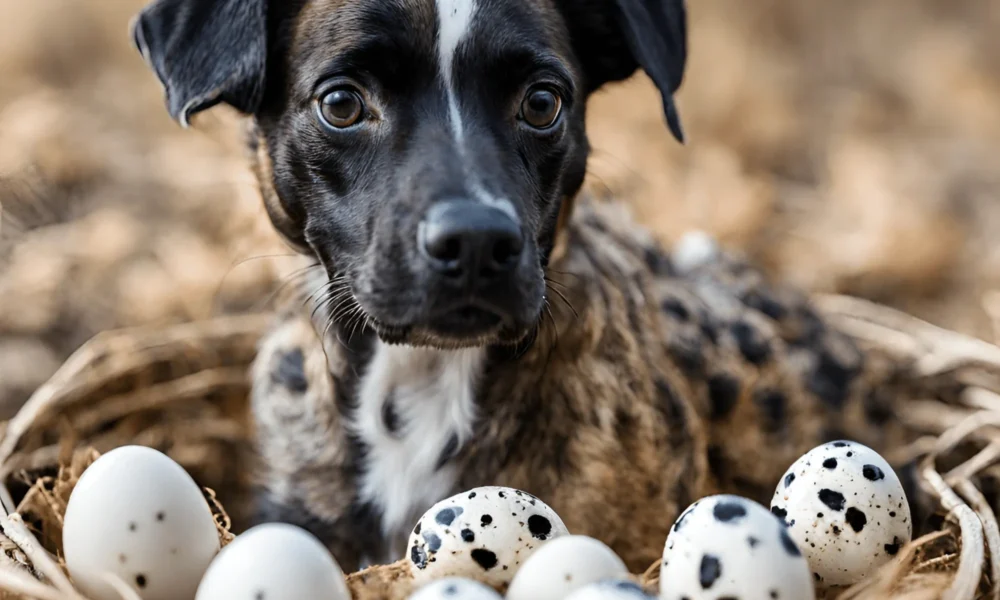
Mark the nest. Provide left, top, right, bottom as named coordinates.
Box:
left=0, top=296, right=999, bottom=599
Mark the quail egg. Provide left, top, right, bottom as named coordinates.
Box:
left=408, top=487, right=568, bottom=587
left=771, top=440, right=912, bottom=586
left=195, top=523, right=349, bottom=600
left=63, top=445, right=220, bottom=600
left=505, top=535, right=629, bottom=600
left=660, top=495, right=814, bottom=600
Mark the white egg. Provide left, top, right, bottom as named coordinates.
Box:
left=505, top=535, right=629, bottom=600
left=771, top=440, right=912, bottom=586
left=563, top=580, right=653, bottom=600
left=195, top=523, right=349, bottom=600
left=407, top=578, right=502, bottom=600
left=63, top=445, right=220, bottom=600
left=660, top=495, right=814, bottom=600
left=408, top=486, right=568, bottom=587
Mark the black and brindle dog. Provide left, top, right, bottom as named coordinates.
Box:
left=132, top=0, right=922, bottom=575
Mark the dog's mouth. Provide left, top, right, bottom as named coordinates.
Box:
left=319, top=263, right=546, bottom=349
left=367, top=299, right=532, bottom=349
left=426, top=304, right=504, bottom=335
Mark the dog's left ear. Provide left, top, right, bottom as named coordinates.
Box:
left=131, top=0, right=267, bottom=126
left=558, top=0, right=687, bottom=143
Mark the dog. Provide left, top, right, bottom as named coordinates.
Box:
left=132, top=0, right=922, bottom=577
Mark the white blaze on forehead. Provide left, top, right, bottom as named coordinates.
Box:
left=434, top=0, right=518, bottom=220
left=435, top=0, right=476, bottom=144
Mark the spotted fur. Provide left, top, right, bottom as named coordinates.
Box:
left=250, top=198, right=922, bottom=571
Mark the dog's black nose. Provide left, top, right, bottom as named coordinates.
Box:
left=420, top=201, right=523, bottom=281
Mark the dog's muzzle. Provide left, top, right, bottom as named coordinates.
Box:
left=415, top=200, right=529, bottom=336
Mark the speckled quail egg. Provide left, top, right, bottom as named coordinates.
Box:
left=63, top=445, right=220, bottom=600
left=407, top=577, right=503, bottom=599
left=408, top=487, right=568, bottom=587
left=563, top=580, right=653, bottom=600
left=195, top=523, right=349, bottom=600
left=505, top=535, right=629, bottom=600
left=770, top=440, right=912, bottom=586
left=660, top=495, right=814, bottom=600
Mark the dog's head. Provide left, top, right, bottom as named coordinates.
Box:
left=133, top=0, right=685, bottom=349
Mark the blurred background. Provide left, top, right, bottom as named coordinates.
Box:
left=0, top=0, right=998, bottom=418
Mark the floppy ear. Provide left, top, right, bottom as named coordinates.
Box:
left=131, top=0, right=267, bottom=126
left=557, top=0, right=687, bottom=143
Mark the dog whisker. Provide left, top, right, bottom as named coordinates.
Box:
left=543, top=276, right=572, bottom=293
left=304, top=277, right=340, bottom=308
left=545, top=283, right=579, bottom=319
left=313, top=280, right=352, bottom=314
left=248, top=262, right=324, bottom=313
left=545, top=268, right=582, bottom=281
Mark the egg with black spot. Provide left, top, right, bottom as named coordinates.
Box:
left=63, top=446, right=220, bottom=600
left=407, top=577, right=503, bottom=599
left=196, top=523, right=349, bottom=600
left=407, top=487, right=568, bottom=587
left=563, top=579, right=654, bottom=600
left=660, top=495, right=814, bottom=600
left=770, top=441, right=912, bottom=586
left=506, top=535, right=629, bottom=600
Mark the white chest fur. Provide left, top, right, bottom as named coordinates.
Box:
left=352, top=341, right=485, bottom=551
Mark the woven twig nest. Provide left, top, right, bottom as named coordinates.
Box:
left=0, top=296, right=999, bottom=599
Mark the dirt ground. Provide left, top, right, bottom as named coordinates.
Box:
left=1, top=0, right=998, bottom=416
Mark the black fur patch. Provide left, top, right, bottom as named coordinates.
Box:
left=753, top=388, right=786, bottom=433
left=808, top=347, right=860, bottom=409
left=661, top=296, right=690, bottom=321
left=381, top=394, right=400, bottom=436
left=730, top=320, right=772, bottom=365
left=655, top=378, right=689, bottom=449
left=272, top=348, right=308, bottom=393
left=668, top=336, right=705, bottom=376
left=707, top=374, right=741, bottom=420
left=435, top=433, right=460, bottom=471
left=742, top=290, right=787, bottom=320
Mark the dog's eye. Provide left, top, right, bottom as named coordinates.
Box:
left=319, top=88, right=364, bottom=128
left=520, top=87, right=562, bottom=129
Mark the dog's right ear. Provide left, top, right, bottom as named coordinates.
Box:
left=131, top=0, right=267, bottom=126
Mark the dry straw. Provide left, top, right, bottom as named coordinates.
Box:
left=0, top=295, right=998, bottom=599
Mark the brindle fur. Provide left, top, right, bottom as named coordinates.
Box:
left=251, top=195, right=919, bottom=572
